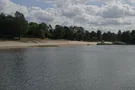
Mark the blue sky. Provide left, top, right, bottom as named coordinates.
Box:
left=11, top=0, right=52, bottom=9
left=88, top=1, right=104, bottom=7
left=11, top=0, right=104, bottom=8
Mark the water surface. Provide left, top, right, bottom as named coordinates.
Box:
left=0, top=46, right=135, bottom=90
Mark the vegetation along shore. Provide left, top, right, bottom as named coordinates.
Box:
left=0, top=11, right=135, bottom=47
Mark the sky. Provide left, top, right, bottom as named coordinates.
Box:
left=1, top=0, right=135, bottom=32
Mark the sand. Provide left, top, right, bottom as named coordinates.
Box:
left=0, top=38, right=98, bottom=49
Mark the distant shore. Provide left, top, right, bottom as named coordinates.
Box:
left=0, top=38, right=99, bottom=49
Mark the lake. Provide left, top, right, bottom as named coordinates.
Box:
left=0, top=45, right=135, bottom=90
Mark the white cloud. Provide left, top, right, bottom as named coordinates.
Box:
left=0, top=0, right=135, bottom=31
left=98, top=1, right=135, bottom=18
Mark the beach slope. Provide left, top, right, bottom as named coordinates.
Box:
left=0, top=38, right=98, bottom=49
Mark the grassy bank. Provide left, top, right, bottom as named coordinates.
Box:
left=97, top=41, right=127, bottom=45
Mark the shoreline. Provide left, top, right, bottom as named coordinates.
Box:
left=0, top=38, right=98, bottom=49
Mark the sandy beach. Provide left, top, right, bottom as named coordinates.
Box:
left=0, top=38, right=98, bottom=49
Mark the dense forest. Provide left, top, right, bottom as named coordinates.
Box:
left=0, top=11, right=135, bottom=44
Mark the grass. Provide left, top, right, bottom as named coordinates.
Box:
left=97, top=41, right=127, bottom=45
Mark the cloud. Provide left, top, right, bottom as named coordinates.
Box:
left=98, top=1, right=135, bottom=18
left=0, top=0, right=135, bottom=31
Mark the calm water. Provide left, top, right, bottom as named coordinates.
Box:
left=0, top=46, right=135, bottom=90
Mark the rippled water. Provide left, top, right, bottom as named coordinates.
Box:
left=0, top=46, right=135, bottom=90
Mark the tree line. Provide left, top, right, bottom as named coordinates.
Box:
left=0, top=11, right=135, bottom=44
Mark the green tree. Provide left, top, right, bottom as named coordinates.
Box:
left=90, top=31, right=97, bottom=41
left=102, top=32, right=108, bottom=41
left=15, top=11, right=28, bottom=38
left=53, top=25, right=65, bottom=39
left=121, top=31, right=131, bottom=44
left=76, top=27, right=84, bottom=41
left=38, top=23, right=48, bottom=37
left=27, top=22, right=40, bottom=37
left=97, top=30, right=102, bottom=41
left=63, top=26, right=73, bottom=40
left=130, top=30, right=135, bottom=44
left=84, top=30, right=90, bottom=41
left=47, top=24, right=53, bottom=38
left=0, top=13, right=20, bottom=39
left=117, top=30, right=122, bottom=41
